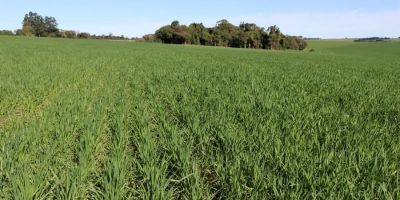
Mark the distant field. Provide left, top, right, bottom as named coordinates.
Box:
left=0, top=36, right=399, bottom=199
left=308, top=39, right=400, bottom=57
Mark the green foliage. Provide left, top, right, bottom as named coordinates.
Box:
left=238, top=22, right=264, bottom=48
left=0, top=30, right=14, bottom=36
left=142, top=34, right=157, bottom=42
left=155, top=20, right=307, bottom=51
left=44, top=16, right=59, bottom=36
left=77, top=32, right=91, bottom=39
left=61, top=30, right=77, bottom=38
left=15, top=29, right=23, bottom=36
left=212, top=19, right=237, bottom=47
left=18, top=11, right=128, bottom=40
left=188, top=23, right=211, bottom=45
left=267, top=25, right=282, bottom=50
left=155, top=21, right=191, bottom=44
left=0, top=38, right=399, bottom=199
left=22, top=23, right=34, bottom=36
left=22, top=11, right=59, bottom=37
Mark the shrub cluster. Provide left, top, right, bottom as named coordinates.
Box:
left=354, top=37, right=390, bottom=42
left=152, top=20, right=307, bottom=50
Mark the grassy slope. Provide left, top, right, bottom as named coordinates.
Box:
left=0, top=36, right=400, bottom=199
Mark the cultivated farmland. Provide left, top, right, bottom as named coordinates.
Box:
left=0, top=37, right=399, bottom=199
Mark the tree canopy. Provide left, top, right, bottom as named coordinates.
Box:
left=14, top=11, right=129, bottom=40
left=5, top=12, right=308, bottom=48
left=0, top=30, right=14, bottom=36
left=22, top=12, right=59, bottom=37
left=155, top=21, right=191, bottom=44
left=154, top=20, right=307, bottom=51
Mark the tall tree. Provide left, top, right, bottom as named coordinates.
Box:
left=239, top=22, right=264, bottom=48
left=22, top=12, right=59, bottom=37
left=188, top=23, right=211, bottom=45
left=212, top=19, right=238, bottom=47
left=267, top=25, right=282, bottom=50
left=44, top=16, right=59, bottom=36
left=23, top=12, right=45, bottom=37
left=155, top=25, right=174, bottom=43
left=22, top=23, right=34, bottom=36
left=154, top=20, right=307, bottom=51
left=155, top=21, right=190, bottom=44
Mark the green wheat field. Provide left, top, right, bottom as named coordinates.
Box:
left=0, top=36, right=399, bottom=199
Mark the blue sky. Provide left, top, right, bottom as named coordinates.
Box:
left=1, top=0, right=399, bottom=38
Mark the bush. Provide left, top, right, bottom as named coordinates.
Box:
left=15, top=29, right=23, bottom=36
left=78, top=32, right=91, bottom=39
left=0, top=30, right=14, bottom=36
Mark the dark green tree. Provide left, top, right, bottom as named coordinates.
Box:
left=267, top=25, right=282, bottom=50
left=239, top=22, right=264, bottom=48
left=188, top=23, right=211, bottom=45
left=78, top=32, right=91, bottom=39
left=155, top=25, right=175, bottom=43
left=154, top=20, right=306, bottom=51
left=212, top=19, right=238, bottom=47
left=44, top=16, right=59, bottom=36
left=0, top=30, right=14, bottom=36
left=171, top=20, right=180, bottom=29
left=15, top=29, right=24, bottom=36
left=155, top=21, right=190, bottom=44
left=22, top=12, right=59, bottom=37
left=23, top=12, right=45, bottom=37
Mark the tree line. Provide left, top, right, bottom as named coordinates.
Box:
left=146, top=20, right=307, bottom=50
left=0, top=12, right=129, bottom=40
left=1, top=12, right=308, bottom=50
left=354, top=37, right=390, bottom=42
